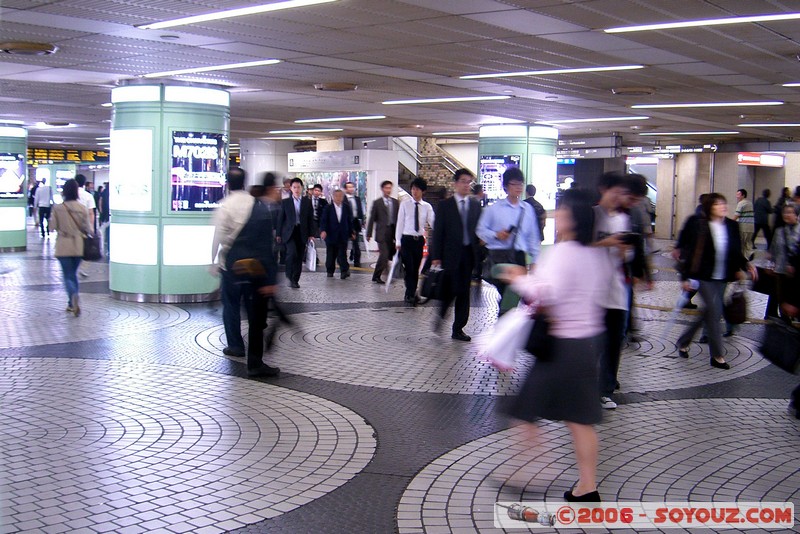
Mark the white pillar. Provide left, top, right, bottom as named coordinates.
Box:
left=239, top=139, right=294, bottom=186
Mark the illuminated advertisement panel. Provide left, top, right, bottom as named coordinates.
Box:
left=110, top=129, right=153, bottom=212
left=480, top=154, right=520, bottom=203
left=0, top=153, right=25, bottom=199
left=171, top=131, right=227, bottom=212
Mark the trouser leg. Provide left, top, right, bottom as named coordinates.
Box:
left=325, top=242, right=337, bottom=274
left=337, top=241, right=349, bottom=273
left=600, top=309, right=626, bottom=397
left=374, top=238, right=389, bottom=280
left=221, top=269, right=244, bottom=352
left=452, top=245, right=474, bottom=332
left=244, top=285, right=268, bottom=370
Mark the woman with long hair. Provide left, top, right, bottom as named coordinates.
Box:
left=677, top=193, right=757, bottom=368
left=50, top=179, right=91, bottom=316
left=500, top=188, right=612, bottom=502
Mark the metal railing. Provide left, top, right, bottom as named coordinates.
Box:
left=392, top=138, right=465, bottom=175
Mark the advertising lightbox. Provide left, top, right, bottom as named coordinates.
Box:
left=480, top=155, right=520, bottom=203
left=110, top=129, right=153, bottom=212
left=170, top=131, right=227, bottom=212
left=0, top=153, right=25, bottom=199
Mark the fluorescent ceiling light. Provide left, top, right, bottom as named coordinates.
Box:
left=138, top=0, right=338, bottom=30
left=101, top=102, right=112, bottom=107
left=0, top=120, right=24, bottom=125
left=383, top=95, right=511, bottom=105
left=606, top=12, right=800, bottom=33
left=738, top=123, right=800, bottom=127
left=537, top=116, right=650, bottom=125
left=782, top=82, right=800, bottom=87
left=639, top=131, right=739, bottom=136
left=143, top=59, right=280, bottom=78
left=460, top=65, right=644, bottom=80
left=632, top=101, right=783, bottom=109
left=33, top=122, right=77, bottom=129
left=294, top=115, right=385, bottom=123
left=261, top=136, right=315, bottom=140
left=432, top=131, right=479, bottom=136
left=269, top=128, right=343, bottom=134
left=96, top=137, right=110, bottom=140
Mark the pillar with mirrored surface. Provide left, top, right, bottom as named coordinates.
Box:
left=0, top=122, right=28, bottom=252
left=109, top=82, right=230, bottom=302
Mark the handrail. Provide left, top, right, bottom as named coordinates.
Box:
left=391, top=138, right=463, bottom=174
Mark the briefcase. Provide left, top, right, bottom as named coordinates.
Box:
left=420, top=268, right=444, bottom=300
left=759, top=320, right=800, bottom=374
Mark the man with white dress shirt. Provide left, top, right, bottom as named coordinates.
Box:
left=75, top=174, right=97, bottom=276
left=344, top=181, right=365, bottom=267
left=395, top=178, right=434, bottom=305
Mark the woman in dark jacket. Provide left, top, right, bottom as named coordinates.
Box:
left=677, top=193, right=757, bottom=369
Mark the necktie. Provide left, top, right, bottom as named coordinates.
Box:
left=414, top=202, right=420, bottom=232
left=460, top=199, right=469, bottom=245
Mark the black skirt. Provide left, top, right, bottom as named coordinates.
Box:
left=508, top=334, right=604, bottom=425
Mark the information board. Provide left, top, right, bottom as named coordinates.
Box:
left=479, top=155, right=520, bottom=203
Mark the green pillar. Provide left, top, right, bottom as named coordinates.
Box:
left=0, top=122, right=28, bottom=252
left=109, top=82, right=230, bottom=302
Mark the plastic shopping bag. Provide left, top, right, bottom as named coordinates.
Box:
left=305, top=241, right=317, bottom=272
left=479, top=306, right=533, bottom=372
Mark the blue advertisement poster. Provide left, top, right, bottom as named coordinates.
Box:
left=170, top=131, right=227, bottom=211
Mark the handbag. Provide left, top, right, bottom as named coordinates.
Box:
left=65, top=206, right=101, bottom=262
left=420, top=267, right=444, bottom=300
left=759, top=319, right=800, bottom=374
left=723, top=285, right=747, bottom=324
left=305, top=240, right=317, bottom=272
left=480, top=306, right=533, bottom=371
left=524, top=311, right=552, bottom=361
left=751, top=266, right=777, bottom=295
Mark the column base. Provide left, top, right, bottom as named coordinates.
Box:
left=0, top=246, right=26, bottom=253
left=111, top=290, right=220, bottom=304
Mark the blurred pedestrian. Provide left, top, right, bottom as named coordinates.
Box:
left=524, top=184, right=546, bottom=242
left=501, top=188, right=612, bottom=503
left=344, top=182, right=364, bottom=267
left=753, top=188, right=773, bottom=249
left=50, top=179, right=91, bottom=316
left=677, top=193, right=757, bottom=369
left=34, top=177, right=53, bottom=238
left=767, top=203, right=800, bottom=320
left=733, top=189, right=755, bottom=260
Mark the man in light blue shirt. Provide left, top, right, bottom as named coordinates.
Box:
left=476, top=167, right=540, bottom=312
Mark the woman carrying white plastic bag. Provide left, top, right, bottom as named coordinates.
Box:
left=479, top=305, right=534, bottom=372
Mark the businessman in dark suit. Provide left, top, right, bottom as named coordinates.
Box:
left=344, top=181, right=365, bottom=267
left=276, top=177, right=314, bottom=288
left=432, top=168, right=481, bottom=342
left=310, top=184, right=328, bottom=238
left=366, top=180, right=400, bottom=284
left=320, top=189, right=354, bottom=279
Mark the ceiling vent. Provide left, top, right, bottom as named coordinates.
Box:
left=611, top=86, right=656, bottom=96
left=313, top=83, right=358, bottom=92
left=0, top=42, right=58, bottom=55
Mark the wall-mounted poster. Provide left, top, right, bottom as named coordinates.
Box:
left=0, top=153, right=26, bottom=199
left=479, top=154, right=520, bottom=203
left=295, top=171, right=367, bottom=208
left=171, top=131, right=227, bottom=212
left=110, top=129, right=152, bottom=212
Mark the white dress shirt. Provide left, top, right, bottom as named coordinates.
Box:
left=395, top=198, right=434, bottom=243
left=333, top=202, right=343, bottom=222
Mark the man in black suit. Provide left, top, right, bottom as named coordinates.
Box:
left=432, top=168, right=481, bottom=342
left=366, top=180, right=400, bottom=284
left=276, top=177, right=314, bottom=288
left=344, top=181, right=364, bottom=267
left=320, top=189, right=354, bottom=279
left=310, top=183, right=328, bottom=238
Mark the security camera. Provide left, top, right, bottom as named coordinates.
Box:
left=363, top=142, right=368, bottom=149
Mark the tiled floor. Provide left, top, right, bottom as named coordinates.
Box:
left=1, top=225, right=798, bottom=533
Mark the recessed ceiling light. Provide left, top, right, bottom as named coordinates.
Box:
left=33, top=122, right=77, bottom=129
left=160, top=35, right=180, bottom=40
left=612, top=87, right=656, bottom=96
left=143, top=59, right=280, bottom=78
left=460, top=65, right=644, bottom=80
left=537, top=116, right=650, bottom=125
left=268, top=128, right=343, bottom=134
left=313, top=82, right=358, bottom=92
left=383, top=95, right=511, bottom=105
left=96, top=137, right=110, bottom=140
left=138, top=0, right=338, bottom=30
left=431, top=131, right=480, bottom=136
left=738, top=123, right=800, bottom=127
left=294, top=115, right=385, bottom=123
left=0, top=41, right=58, bottom=55
left=632, top=101, right=783, bottom=109
left=101, top=102, right=112, bottom=107
left=605, top=12, right=800, bottom=33
left=638, top=131, right=739, bottom=136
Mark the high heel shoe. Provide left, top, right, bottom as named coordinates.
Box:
left=710, top=357, right=730, bottom=370
left=678, top=347, right=689, bottom=358
left=564, top=489, right=601, bottom=502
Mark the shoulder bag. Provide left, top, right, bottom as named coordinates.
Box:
left=524, top=309, right=552, bottom=361
left=484, top=207, right=527, bottom=279
left=65, top=205, right=102, bottom=262
left=759, top=319, right=800, bottom=374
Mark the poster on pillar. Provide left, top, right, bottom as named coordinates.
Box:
left=170, top=131, right=227, bottom=212
left=480, top=155, right=520, bottom=204
left=0, top=153, right=25, bottom=199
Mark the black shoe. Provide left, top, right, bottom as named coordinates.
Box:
left=341, top=271, right=350, bottom=279
left=678, top=347, right=689, bottom=358
left=723, top=330, right=734, bottom=337
left=698, top=335, right=708, bottom=343
left=404, top=296, right=416, bottom=306
left=373, top=278, right=385, bottom=285
left=327, top=272, right=334, bottom=278
left=710, top=358, right=730, bottom=370
left=353, top=262, right=361, bottom=268
left=452, top=330, right=471, bottom=342
left=290, top=282, right=300, bottom=289
left=222, top=347, right=245, bottom=358
left=564, top=490, right=600, bottom=502
left=615, top=381, right=620, bottom=390
left=683, top=302, right=698, bottom=310
left=248, top=365, right=280, bottom=378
